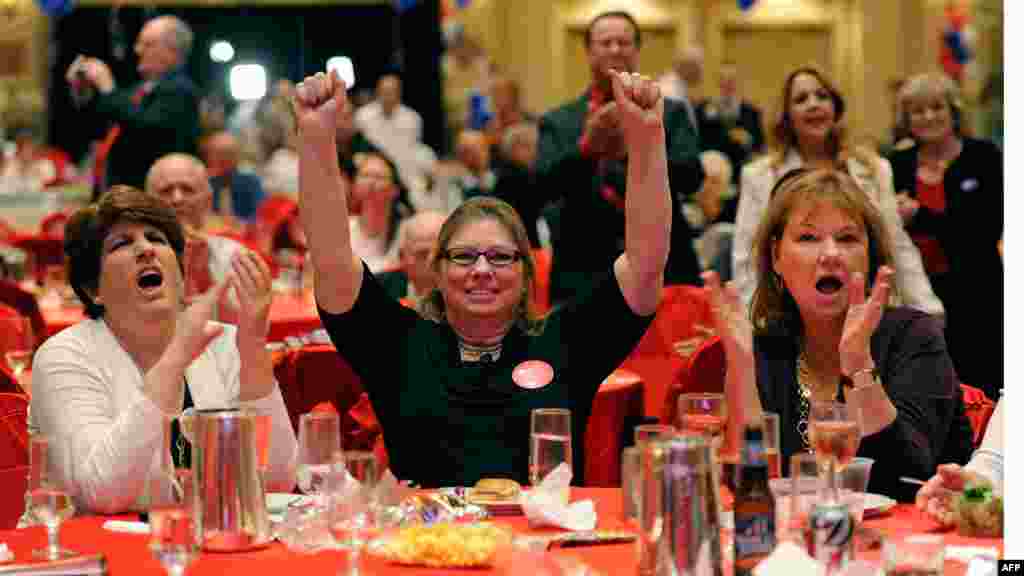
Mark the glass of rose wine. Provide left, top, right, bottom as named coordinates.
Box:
left=808, top=402, right=862, bottom=502
left=147, top=415, right=197, bottom=576
left=27, top=435, right=77, bottom=560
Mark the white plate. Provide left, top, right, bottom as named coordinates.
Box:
left=266, top=492, right=311, bottom=514
left=862, top=492, right=897, bottom=518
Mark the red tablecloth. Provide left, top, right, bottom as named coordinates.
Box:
left=41, top=293, right=323, bottom=342
left=0, top=489, right=1002, bottom=575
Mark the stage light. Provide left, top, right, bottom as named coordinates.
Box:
left=210, top=40, right=235, bottom=63
left=229, top=64, right=267, bottom=101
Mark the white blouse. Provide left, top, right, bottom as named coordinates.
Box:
left=28, top=318, right=298, bottom=514
left=732, top=151, right=944, bottom=318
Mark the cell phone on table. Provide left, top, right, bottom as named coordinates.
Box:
left=326, top=56, right=355, bottom=90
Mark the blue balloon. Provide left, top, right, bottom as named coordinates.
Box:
left=944, top=27, right=970, bottom=64
left=36, top=0, right=74, bottom=17
left=738, top=0, right=757, bottom=11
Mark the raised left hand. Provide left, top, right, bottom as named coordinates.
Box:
left=839, top=266, right=893, bottom=376
left=230, top=250, right=272, bottom=339
left=608, top=69, right=663, bottom=146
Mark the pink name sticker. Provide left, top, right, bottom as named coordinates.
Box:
left=512, top=360, right=554, bottom=390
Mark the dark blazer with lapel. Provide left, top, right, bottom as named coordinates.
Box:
left=210, top=169, right=267, bottom=221
left=536, top=91, right=703, bottom=302
left=92, top=68, right=200, bottom=190
left=696, top=99, right=765, bottom=182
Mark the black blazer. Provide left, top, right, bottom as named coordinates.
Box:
left=535, top=90, right=703, bottom=302
left=695, top=99, right=765, bottom=182
left=91, top=68, right=200, bottom=193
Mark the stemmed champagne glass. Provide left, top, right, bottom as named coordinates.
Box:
left=26, top=435, right=77, bottom=559
left=294, top=412, right=342, bottom=502
left=147, top=415, right=197, bottom=576
left=807, top=401, right=862, bottom=503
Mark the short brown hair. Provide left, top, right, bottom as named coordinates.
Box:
left=65, top=185, right=186, bottom=318
left=750, top=169, right=896, bottom=337
left=772, top=66, right=846, bottom=160
left=420, top=196, right=545, bottom=334
left=584, top=10, right=642, bottom=48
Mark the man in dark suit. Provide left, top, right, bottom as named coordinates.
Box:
left=68, top=15, right=200, bottom=197
left=203, top=130, right=266, bottom=223
left=536, top=10, right=703, bottom=305
left=695, top=62, right=764, bottom=184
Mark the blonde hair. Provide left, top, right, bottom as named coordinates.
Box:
left=898, top=73, right=964, bottom=137
left=750, top=169, right=897, bottom=336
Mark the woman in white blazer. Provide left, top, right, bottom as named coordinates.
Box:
left=732, top=66, right=942, bottom=318
left=28, top=186, right=297, bottom=514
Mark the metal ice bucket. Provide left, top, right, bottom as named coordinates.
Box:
left=190, top=408, right=271, bottom=551
left=637, top=435, right=723, bottom=576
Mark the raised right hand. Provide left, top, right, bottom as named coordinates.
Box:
left=292, top=70, right=348, bottom=139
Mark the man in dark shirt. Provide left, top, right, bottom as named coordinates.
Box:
left=68, top=15, right=200, bottom=197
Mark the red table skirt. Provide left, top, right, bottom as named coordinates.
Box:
left=0, top=489, right=1002, bottom=575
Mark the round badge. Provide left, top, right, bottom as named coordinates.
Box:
left=512, top=360, right=554, bottom=390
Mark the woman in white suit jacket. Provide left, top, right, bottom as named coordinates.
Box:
left=732, top=66, right=941, bottom=318
left=29, top=186, right=297, bottom=515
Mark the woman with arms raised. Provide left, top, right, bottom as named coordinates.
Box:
left=29, top=186, right=297, bottom=514
left=294, top=68, right=671, bottom=487
left=709, top=169, right=972, bottom=503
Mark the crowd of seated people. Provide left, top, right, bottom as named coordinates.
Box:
left=0, top=8, right=1001, bottom=512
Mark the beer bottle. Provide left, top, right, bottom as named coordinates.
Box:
left=734, top=425, right=776, bottom=576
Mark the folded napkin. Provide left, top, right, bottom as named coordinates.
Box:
left=0, top=544, right=11, bottom=563
left=752, top=542, right=824, bottom=576
left=946, top=545, right=999, bottom=564
left=520, top=463, right=596, bottom=532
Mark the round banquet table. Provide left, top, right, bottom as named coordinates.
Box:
left=40, top=291, right=323, bottom=342
left=0, top=488, right=1002, bottom=575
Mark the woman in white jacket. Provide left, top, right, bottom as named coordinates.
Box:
left=732, top=66, right=941, bottom=318
left=28, top=186, right=297, bottom=515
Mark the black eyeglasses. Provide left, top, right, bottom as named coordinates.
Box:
left=444, top=247, right=522, bottom=268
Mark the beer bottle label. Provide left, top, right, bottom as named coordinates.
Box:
left=734, top=510, right=775, bottom=556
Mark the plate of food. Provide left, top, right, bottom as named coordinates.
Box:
left=464, top=478, right=524, bottom=516
left=368, top=522, right=515, bottom=568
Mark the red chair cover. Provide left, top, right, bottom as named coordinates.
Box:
left=0, top=392, right=29, bottom=469
left=529, top=248, right=552, bottom=314
left=663, top=336, right=726, bottom=424
left=0, top=466, right=28, bottom=529
left=274, top=345, right=388, bottom=463
left=584, top=369, right=644, bottom=487
left=959, top=383, right=995, bottom=448
left=39, top=212, right=70, bottom=237
left=0, top=280, right=46, bottom=350
left=11, top=234, right=64, bottom=285
left=618, top=284, right=714, bottom=420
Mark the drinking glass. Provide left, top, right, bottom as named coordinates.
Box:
left=808, top=402, right=862, bottom=502
left=330, top=451, right=381, bottom=554
left=634, top=424, right=675, bottom=445
left=761, top=412, right=781, bottom=479
left=529, top=408, right=572, bottom=503
left=3, top=315, right=34, bottom=385
left=783, top=452, right=821, bottom=543
left=27, top=435, right=77, bottom=560
left=295, top=412, right=342, bottom=499
left=677, top=393, right=727, bottom=438
left=147, top=414, right=197, bottom=576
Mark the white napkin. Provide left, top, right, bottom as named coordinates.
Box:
left=0, top=543, right=12, bottom=562
left=946, top=545, right=999, bottom=564
left=752, top=541, right=825, bottom=576
left=102, top=520, right=151, bottom=534
left=520, top=463, right=596, bottom=531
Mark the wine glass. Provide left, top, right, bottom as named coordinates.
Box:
left=147, top=414, right=198, bottom=576
left=808, top=401, right=863, bottom=502
left=26, top=435, right=77, bottom=559
left=294, top=412, right=342, bottom=501
left=529, top=408, right=572, bottom=504
left=678, top=393, right=734, bottom=498
left=329, top=451, right=381, bottom=574
left=3, top=315, right=34, bottom=387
